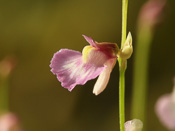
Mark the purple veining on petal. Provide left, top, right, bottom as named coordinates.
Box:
left=82, top=35, right=98, bottom=48
left=50, top=49, right=105, bottom=91
left=50, top=49, right=82, bottom=74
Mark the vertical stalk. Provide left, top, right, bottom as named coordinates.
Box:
left=121, top=0, right=128, bottom=47
left=131, top=26, right=152, bottom=129
left=119, top=0, right=128, bottom=130
left=119, top=59, right=126, bottom=131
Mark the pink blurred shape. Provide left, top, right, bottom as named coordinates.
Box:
left=155, top=77, right=175, bottom=130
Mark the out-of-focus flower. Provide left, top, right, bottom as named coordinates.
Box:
left=0, top=56, right=17, bottom=78
left=0, top=113, right=22, bottom=131
left=138, top=0, right=166, bottom=28
left=155, top=77, right=175, bottom=130
left=124, top=119, right=143, bottom=131
left=50, top=35, right=119, bottom=95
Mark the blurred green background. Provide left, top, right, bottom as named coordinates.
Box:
left=0, top=0, right=175, bottom=130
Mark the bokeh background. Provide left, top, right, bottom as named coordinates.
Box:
left=0, top=0, right=175, bottom=130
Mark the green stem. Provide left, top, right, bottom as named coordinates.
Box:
left=121, top=0, right=128, bottom=48
left=119, top=59, right=126, bottom=131
left=131, top=26, right=153, bottom=129
left=119, top=0, right=128, bottom=130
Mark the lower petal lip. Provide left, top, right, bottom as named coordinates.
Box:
left=93, top=58, right=117, bottom=95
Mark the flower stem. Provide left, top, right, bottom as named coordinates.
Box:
left=121, top=0, right=128, bottom=48
left=119, top=59, right=126, bottom=131
left=118, top=0, right=128, bottom=130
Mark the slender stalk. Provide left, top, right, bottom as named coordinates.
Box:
left=131, top=26, right=152, bottom=129
left=121, top=0, right=128, bottom=48
left=118, top=0, right=128, bottom=130
left=119, top=59, right=126, bottom=131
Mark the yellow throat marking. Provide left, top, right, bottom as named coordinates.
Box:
left=82, top=46, right=96, bottom=63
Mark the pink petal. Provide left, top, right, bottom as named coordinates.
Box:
left=0, top=113, right=21, bottom=131
left=155, top=94, right=175, bottom=130
left=50, top=49, right=106, bottom=91
left=93, top=58, right=116, bottom=95
left=82, top=46, right=109, bottom=66
left=82, top=35, right=118, bottom=58
left=82, top=35, right=98, bottom=48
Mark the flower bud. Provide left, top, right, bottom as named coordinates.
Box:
left=124, top=119, right=143, bottom=131
left=119, top=32, right=133, bottom=60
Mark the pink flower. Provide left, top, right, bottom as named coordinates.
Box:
left=0, top=56, right=17, bottom=78
left=155, top=77, right=175, bottom=130
left=138, top=0, right=166, bottom=28
left=0, top=113, right=22, bottom=131
left=50, top=35, right=119, bottom=95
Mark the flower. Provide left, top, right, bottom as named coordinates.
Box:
left=124, top=119, right=143, bottom=131
left=0, top=113, right=22, bottom=131
left=138, top=0, right=166, bottom=28
left=50, top=35, right=119, bottom=95
left=0, top=56, right=17, bottom=78
left=155, top=77, right=175, bottom=130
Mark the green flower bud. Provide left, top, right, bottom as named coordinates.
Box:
left=119, top=32, right=133, bottom=60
